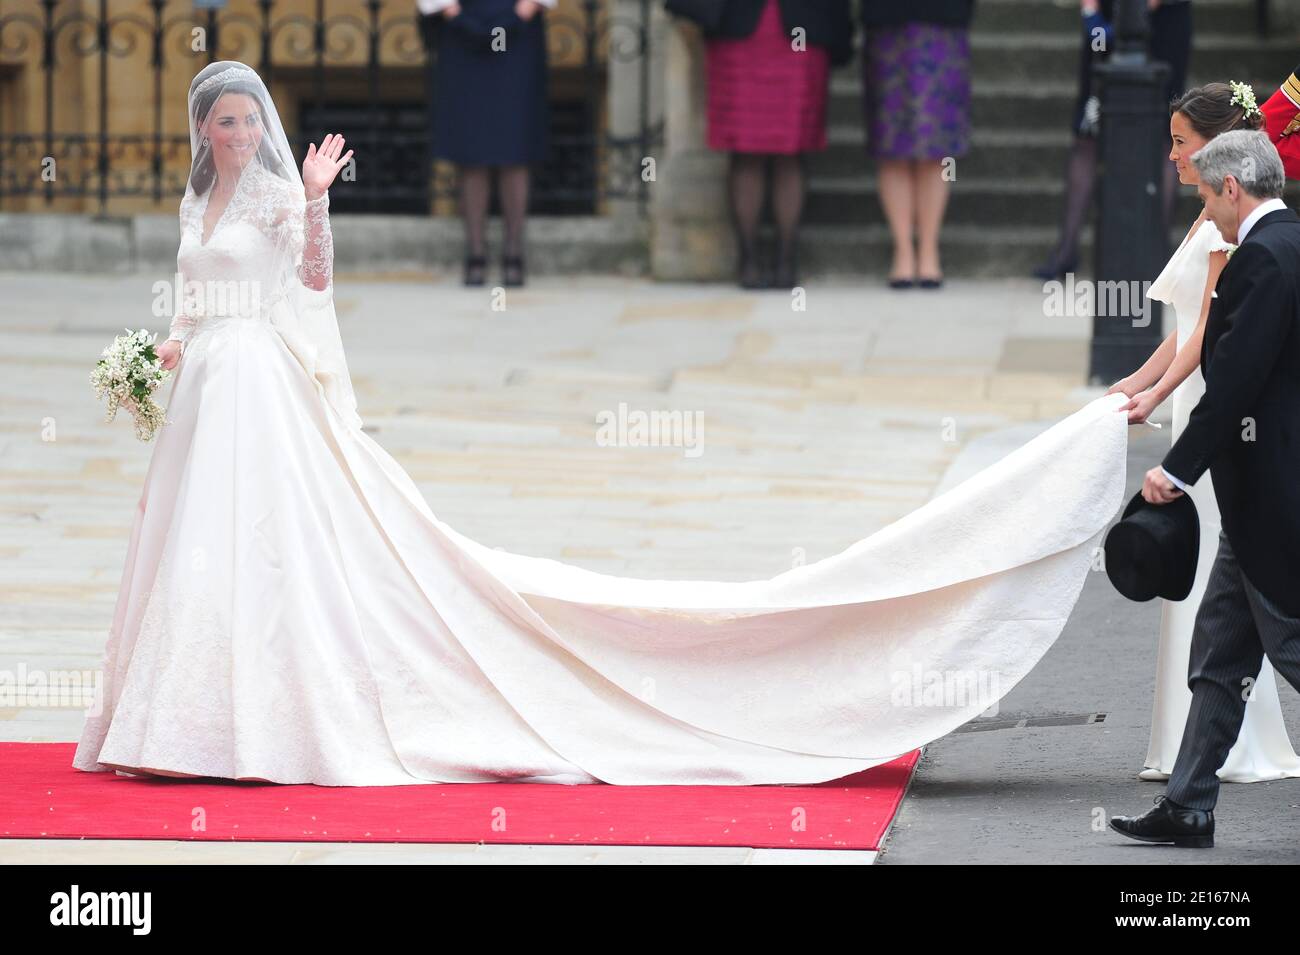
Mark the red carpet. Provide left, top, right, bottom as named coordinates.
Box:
left=1, top=743, right=918, bottom=850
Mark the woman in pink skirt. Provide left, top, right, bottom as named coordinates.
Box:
left=701, top=0, right=853, bottom=288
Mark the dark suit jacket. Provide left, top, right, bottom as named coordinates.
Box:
left=1163, top=207, right=1300, bottom=616
left=708, top=0, right=854, bottom=65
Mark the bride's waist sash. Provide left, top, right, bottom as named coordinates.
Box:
left=187, top=287, right=288, bottom=329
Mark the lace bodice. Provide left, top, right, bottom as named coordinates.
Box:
left=166, top=163, right=333, bottom=344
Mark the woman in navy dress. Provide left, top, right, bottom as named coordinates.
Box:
left=419, top=0, right=554, bottom=286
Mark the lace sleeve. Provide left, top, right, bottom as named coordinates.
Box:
left=167, top=274, right=200, bottom=344
left=263, top=176, right=333, bottom=292
left=167, top=200, right=199, bottom=344
left=298, top=193, right=333, bottom=291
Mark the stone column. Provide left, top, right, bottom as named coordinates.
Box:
left=649, top=17, right=730, bottom=280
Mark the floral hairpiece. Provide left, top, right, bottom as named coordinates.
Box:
left=192, top=66, right=258, bottom=99
left=1229, top=80, right=1261, bottom=120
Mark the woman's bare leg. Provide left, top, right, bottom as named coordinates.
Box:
left=878, top=159, right=916, bottom=282
left=913, top=158, right=950, bottom=281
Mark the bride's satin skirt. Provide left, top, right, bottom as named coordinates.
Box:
left=73, top=316, right=1132, bottom=786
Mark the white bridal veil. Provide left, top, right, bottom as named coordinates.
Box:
left=177, top=60, right=361, bottom=430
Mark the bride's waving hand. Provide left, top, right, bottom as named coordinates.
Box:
left=302, top=133, right=353, bottom=202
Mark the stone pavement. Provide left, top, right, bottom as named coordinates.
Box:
left=1, top=270, right=1214, bottom=864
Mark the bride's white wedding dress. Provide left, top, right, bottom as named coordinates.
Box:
left=1141, top=216, right=1300, bottom=782
left=68, top=172, right=1132, bottom=786
left=71, top=299, right=1132, bottom=786
left=73, top=61, right=1135, bottom=788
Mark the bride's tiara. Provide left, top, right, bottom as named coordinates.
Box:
left=192, top=66, right=259, bottom=99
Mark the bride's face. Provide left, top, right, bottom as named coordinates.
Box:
left=203, top=93, right=265, bottom=178
left=1169, top=111, right=1209, bottom=186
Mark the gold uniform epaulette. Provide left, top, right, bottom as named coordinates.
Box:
left=1281, top=71, right=1300, bottom=136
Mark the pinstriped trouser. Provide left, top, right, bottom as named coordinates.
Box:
left=1166, top=530, right=1300, bottom=810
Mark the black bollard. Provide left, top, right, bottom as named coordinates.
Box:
left=1088, top=0, right=1170, bottom=386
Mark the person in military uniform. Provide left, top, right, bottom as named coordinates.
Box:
left=1262, top=64, right=1300, bottom=180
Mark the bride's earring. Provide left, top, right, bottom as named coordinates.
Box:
left=201, top=138, right=209, bottom=148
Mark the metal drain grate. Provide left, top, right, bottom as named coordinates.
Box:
left=956, top=712, right=1107, bottom=733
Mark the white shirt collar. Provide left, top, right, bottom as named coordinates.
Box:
left=1238, top=197, right=1289, bottom=244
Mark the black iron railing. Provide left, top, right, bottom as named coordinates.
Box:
left=0, top=0, right=660, bottom=215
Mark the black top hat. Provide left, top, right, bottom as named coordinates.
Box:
left=1104, top=490, right=1200, bottom=602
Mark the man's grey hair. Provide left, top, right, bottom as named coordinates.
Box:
left=1191, top=129, right=1285, bottom=199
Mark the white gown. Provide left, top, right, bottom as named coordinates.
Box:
left=72, top=184, right=1135, bottom=786
left=1142, top=217, right=1300, bottom=782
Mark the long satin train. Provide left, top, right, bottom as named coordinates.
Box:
left=74, top=316, right=1131, bottom=785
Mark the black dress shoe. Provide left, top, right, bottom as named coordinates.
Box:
left=773, top=254, right=799, bottom=290
left=1109, top=794, right=1214, bottom=848
left=463, top=254, right=487, bottom=287
left=738, top=250, right=766, bottom=290
left=502, top=255, right=526, bottom=287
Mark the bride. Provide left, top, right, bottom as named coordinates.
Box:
left=73, top=61, right=1133, bottom=787
left=1109, top=81, right=1300, bottom=784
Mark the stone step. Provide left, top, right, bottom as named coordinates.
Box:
left=829, top=80, right=1081, bottom=132
left=828, top=68, right=1293, bottom=139
left=809, top=128, right=1072, bottom=179
left=801, top=171, right=1300, bottom=228
left=964, top=32, right=1296, bottom=83
left=970, top=0, right=1287, bottom=35
left=801, top=175, right=1209, bottom=227
left=831, top=32, right=1297, bottom=91
left=0, top=212, right=652, bottom=276
left=1, top=210, right=1246, bottom=280
left=795, top=223, right=1088, bottom=278
left=827, top=65, right=1294, bottom=109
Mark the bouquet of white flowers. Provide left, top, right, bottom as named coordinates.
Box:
left=90, top=329, right=172, bottom=441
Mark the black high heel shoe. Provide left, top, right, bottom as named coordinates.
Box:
left=1031, top=255, right=1077, bottom=282
left=773, top=253, right=799, bottom=290
left=502, top=255, right=526, bottom=287
left=463, top=253, right=487, bottom=287
left=738, top=249, right=766, bottom=289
